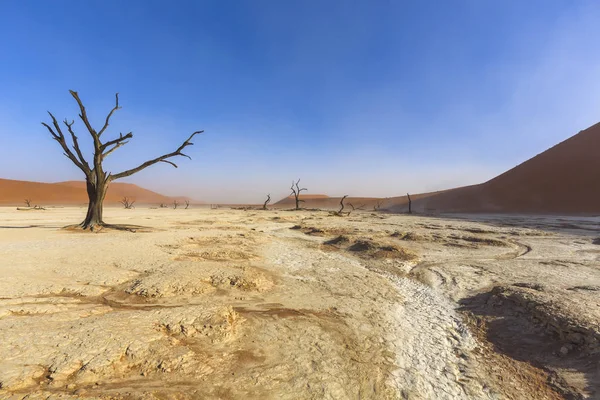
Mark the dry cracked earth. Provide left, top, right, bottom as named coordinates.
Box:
left=0, top=207, right=599, bottom=399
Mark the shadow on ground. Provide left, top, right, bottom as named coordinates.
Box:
left=460, top=288, right=599, bottom=400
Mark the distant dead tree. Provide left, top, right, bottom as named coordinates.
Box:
left=185, top=200, right=190, bottom=209
left=263, top=194, right=271, bottom=210
left=42, top=90, right=202, bottom=230
left=407, top=193, right=412, bottom=214
left=373, top=199, right=383, bottom=211
left=173, top=200, right=179, bottom=209
left=159, top=203, right=167, bottom=208
left=348, top=202, right=366, bottom=214
left=24, top=199, right=32, bottom=207
left=337, top=195, right=349, bottom=215
left=120, top=197, right=135, bottom=209
left=290, top=179, right=307, bottom=210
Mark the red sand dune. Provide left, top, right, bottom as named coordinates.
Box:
left=275, top=122, right=600, bottom=215
left=396, top=121, right=600, bottom=215
left=0, top=179, right=190, bottom=206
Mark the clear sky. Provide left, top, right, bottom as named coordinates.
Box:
left=1, top=1, right=599, bottom=203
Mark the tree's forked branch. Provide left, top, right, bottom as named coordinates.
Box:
left=69, top=90, right=97, bottom=139
left=101, top=132, right=133, bottom=152
left=98, top=93, right=121, bottom=136
left=42, top=112, right=89, bottom=174
left=63, top=118, right=91, bottom=172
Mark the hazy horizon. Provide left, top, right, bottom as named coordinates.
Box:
left=2, top=1, right=600, bottom=203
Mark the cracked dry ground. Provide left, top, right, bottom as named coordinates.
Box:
left=0, top=208, right=599, bottom=399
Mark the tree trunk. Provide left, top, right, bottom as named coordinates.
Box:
left=81, top=179, right=108, bottom=230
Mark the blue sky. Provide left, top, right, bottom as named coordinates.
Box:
left=1, top=1, right=599, bottom=203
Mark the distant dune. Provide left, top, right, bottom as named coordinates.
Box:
left=0, top=179, right=194, bottom=206
left=275, top=122, right=600, bottom=215
left=4, top=122, right=598, bottom=214
left=396, top=121, right=600, bottom=215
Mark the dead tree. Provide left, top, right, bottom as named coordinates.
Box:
left=348, top=202, right=366, bottom=215
left=407, top=193, right=412, bottom=214
left=173, top=200, right=179, bottom=209
left=337, top=195, right=349, bottom=215
left=290, top=179, right=307, bottom=210
left=263, top=194, right=271, bottom=210
left=43, top=90, right=202, bottom=230
left=185, top=200, right=190, bottom=209
left=120, top=197, right=135, bottom=209
left=373, top=199, right=383, bottom=211
left=24, top=199, right=32, bottom=207
left=159, top=203, right=167, bottom=208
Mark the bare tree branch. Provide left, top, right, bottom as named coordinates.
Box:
left=159, top=159, right=179, bottom=168
left=101, top=132, right=132, bottom=160
left=42, top=113, right=89, bottom=174
left=109, top=131, right=202, bottom=181
left=98, top=93, right=121, bottom=136
left=348, top=203, right=366, bottom=211
left=102, top=141, right=129, bottom=159
left=63, top=119, right=91, bottom=173
left=69, top=90, right=98, bottom=140
left=101, top=132, right=133, bottom=152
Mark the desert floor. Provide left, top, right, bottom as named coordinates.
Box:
left=0, top=207, right=599, bottom=399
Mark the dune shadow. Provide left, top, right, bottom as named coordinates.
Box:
left=407, top=212, right=600, bottom=238
left=460, top=289, right=599, bottom=399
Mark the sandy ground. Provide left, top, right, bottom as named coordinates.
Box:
left=0, top=207, right=598, bottom=399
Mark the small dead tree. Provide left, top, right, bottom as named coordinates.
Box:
left=373, top=199, right=383, bottom=211
left=337, top=195, right=349, bottom=215
left=407, top=193, right=412, bottom=214
left=42, top=90, right=202, bottom=230
left=348, top=202, right=366, bottom=215
left=159, top=203, right=167, bottom=208
left=185, top=200, right=190, bottom=209
left=290, top=179, right=307, bottom=210
left=120, top=197, right=135, bottom=209
left=24, top=199, right=32, bottom=207
left=263, top=194, right=271, bottom=210
left=173, top=200, right=179, bottom=209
